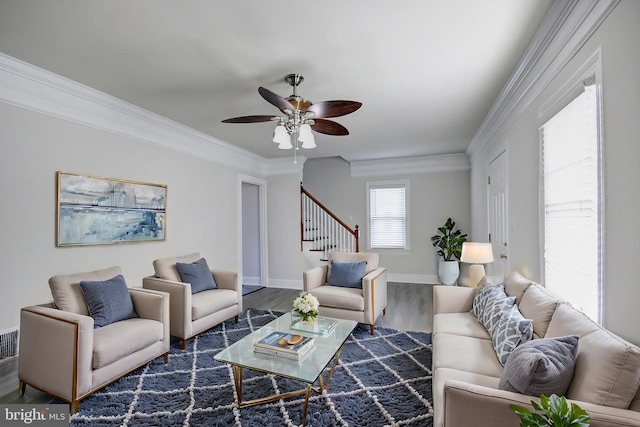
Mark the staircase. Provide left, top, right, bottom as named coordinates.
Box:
left=301, top=185, right=359, bottom=267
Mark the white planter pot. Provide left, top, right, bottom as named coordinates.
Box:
left=438, top=260, right=460, bottom=285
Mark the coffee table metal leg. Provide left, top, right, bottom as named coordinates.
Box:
left=229, top=342, right=347, bottom=426
left=301, top=384, right=312, bottom=425
left=319, top=343, right=345, bottom=391
left=233, top=365, right=243, bottom=405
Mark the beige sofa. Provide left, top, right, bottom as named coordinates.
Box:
left=432, top=271, right=640, bottom=427
left=19, top=266, right=170, bottom=412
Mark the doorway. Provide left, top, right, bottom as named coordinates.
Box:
left=240, top=177, right=267, bottom=295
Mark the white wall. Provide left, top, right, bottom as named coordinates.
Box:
left=266, top=172, right=305, bottom=289
left=303, top=157, right=471, bottom=284
left=0, top=102, right=247, bottom=330
left=469, top=1, right=640, bottom=344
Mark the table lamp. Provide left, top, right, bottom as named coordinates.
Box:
left=460, top=242, right=494, bottom=287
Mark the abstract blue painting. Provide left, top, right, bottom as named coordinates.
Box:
left=56, top=172, right=166, bottom=246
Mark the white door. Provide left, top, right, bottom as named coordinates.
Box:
left=488, top=150, right=509, bottom=281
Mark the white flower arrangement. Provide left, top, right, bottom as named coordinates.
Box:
left=292, top=292, right=319, bottom=322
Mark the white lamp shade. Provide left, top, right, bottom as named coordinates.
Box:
left=273, top=125, right=290, bottom=147
left=460, top=242, right=494, bottom=264
left=299, top=124, right=316, bottom=149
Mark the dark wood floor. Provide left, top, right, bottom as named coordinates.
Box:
left=0, top=282, right=433, bottom=405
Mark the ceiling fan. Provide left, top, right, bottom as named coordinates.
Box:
left=222, top=73, right=362, bottom=150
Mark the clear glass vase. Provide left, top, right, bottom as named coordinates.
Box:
left=291, top=309, right=317, bottom=325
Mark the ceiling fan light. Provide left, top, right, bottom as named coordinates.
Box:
left=278, top=138, right=293, bottom=149
left=299, top=124, right=316, bottom=149
left=273, top=125, right=289, bottom=145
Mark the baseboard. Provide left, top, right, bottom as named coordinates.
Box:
left=265, top=275, right=438, bottom=287
left=266, top=279, right=303, bottom=290
left=243, top=276, right=262, bottom=286
left=387, top=273, right=439, bottom=284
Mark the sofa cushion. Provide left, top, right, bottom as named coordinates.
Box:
left=518, top=284, right=560, bottom=338
left=153, top=252, right=200, bottom=282
left=504, top=271, right=534, bottom=305
left=49, top=266, right=123, bottom=315
left=549, top=304, right=640, bottom=409
left=329, top=251, right=378, bottom=275
left=327, top=260, right=367, bottom=289
left=433, top=333, right=504, bottom=378
left=176, top=258, right=217, bottom=294
left=490, top=304, right=533, bottom=365
left=312, top=285, right=365, bottom=311
left=471, top=283, right=516, bottom=333
left=92, top=318, right=163, bottom=369
left=545, top=302, right=601, bottom=338
left=191, top=288, right=238, bottom=320
left=433, top=312, right=492, bottom=340
left=499, top=335, right=579, bottom=396
left=80, top=274, right=138, bottom=328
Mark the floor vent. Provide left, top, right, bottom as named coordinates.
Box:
left=0, top=328, right=19, bottom=360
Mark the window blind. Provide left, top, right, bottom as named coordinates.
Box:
left=369, top=184, right=406, bottom=249
left=541, top=83, right=600, bottom=322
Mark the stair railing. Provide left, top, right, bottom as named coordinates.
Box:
left=301, top=185, right=359, bottom=255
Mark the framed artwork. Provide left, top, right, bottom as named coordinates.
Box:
left=56, top=171, right=166, bottom=246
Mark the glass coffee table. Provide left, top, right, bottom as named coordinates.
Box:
left=214, top=313, right=357, bottom=425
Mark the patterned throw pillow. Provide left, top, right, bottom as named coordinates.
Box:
left=490, top=304, right=534, bottom=365
left=471, top=283, right=516, bottom=333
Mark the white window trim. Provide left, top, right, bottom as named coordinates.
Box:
left=537, top=47, right=604, bottom=324
left=366, top=179, right=411, bottom=252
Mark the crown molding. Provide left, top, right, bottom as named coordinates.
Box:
left=350, top=153, right=470, bottom=178
left=466, top=0, right=620, bottom=164
left=0, top=52, right=294, bottom=175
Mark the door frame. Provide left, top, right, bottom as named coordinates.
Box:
left=238, top=174, right=268, bottom=289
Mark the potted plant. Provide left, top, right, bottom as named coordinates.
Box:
left=510, top=394, right=590, bottom=426
left=431, top=217, right=467, bottom=285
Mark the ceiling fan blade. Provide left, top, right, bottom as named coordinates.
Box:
left=221, top=115, right=275, bottom=124
left=258, top=87, right=295, bottom=112
left=311, top=119, right=350, bottom=136
left=307, top=100, right=362, bottom=118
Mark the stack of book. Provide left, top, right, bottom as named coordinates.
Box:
left=253, top=331, right=315, bottom=360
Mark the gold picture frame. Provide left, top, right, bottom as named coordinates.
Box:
left=56, top=171, right=166, bottom=246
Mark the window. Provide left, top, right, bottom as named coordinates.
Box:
left=367, top=180, right=409, bottom=250
left=540, top=80, right=601, bottom=322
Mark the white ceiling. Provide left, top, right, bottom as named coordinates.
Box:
left=0, top=0, right=553, bottom=162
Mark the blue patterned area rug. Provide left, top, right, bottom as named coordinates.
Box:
left=65, top=309, right=433, bottom=426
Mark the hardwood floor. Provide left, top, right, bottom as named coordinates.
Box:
left=0, top=282, right=433, bottom=405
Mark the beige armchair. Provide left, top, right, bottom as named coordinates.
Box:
left=19, top=266, right=170, bottom=413
left=143, top=252, right=242, bottom=349
left=304, top=250, right=388, bottom=335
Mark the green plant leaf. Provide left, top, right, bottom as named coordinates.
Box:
left=430, top=218, right=467, bottom=261
left=512, top=395, right=590, bottom=427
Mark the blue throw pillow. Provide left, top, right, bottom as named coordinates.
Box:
left=176, top=258, right=217, bottom=294
left=80, top=274, right=138, bottom=328
left=327, top=260, right=367, bottom=289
